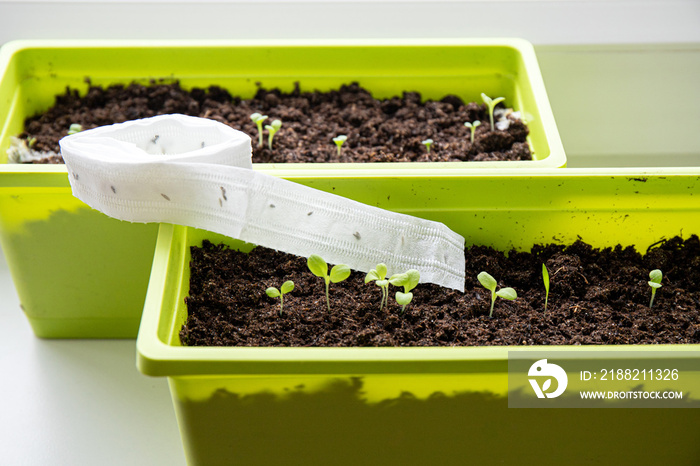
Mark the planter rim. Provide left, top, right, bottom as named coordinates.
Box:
left=3, top=167, right=700, bottom=186
left=137, top=337, right=700, bottom=378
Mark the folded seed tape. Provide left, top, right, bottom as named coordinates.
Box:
left=60, top=114, right=465, bottom=290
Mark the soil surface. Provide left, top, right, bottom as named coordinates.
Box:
left=181, top=236, right=700, bottom=347
left=20, top=80, right=530, bottom=164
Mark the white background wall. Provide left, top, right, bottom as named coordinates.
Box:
left=1, top=0, right=699, bottom=45
left=1, top=2, right=699, bottom=465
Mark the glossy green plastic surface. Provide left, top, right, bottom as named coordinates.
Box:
left=138, top=169, right=700, bottom=466
left=0, top=39, right=563, bottom=338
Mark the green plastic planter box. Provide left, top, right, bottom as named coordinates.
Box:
left=138, top=169, right=700, bottom=466
left=0, top=39, right=564, bottom=339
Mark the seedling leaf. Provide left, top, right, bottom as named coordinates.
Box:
left=649, top=269, right=663, bottom=283
left=366, top=263, right=390, bottom=310
left=68, top=123, right=83, bottom=135
left=542, top=263, right=550, bottom=312
left=265, top=119, right=282, bottom=149
left=333, top=135, right=347, bottom=156
left=280, top=280, right=294, bottom=294
left=478, top=271, right=516, bottom=318
left=390, top=269, right=421, bottom=314
left=396, top=291, right=413, bottom=306
left=330, top=264, right=351, bottom=283
left=250, top=113, right=268, bottom=148
left=266, top=280, right=294, bottom=315
left=496, top=287, right=517, bottom=300
left=648, top=269, right=663, bottom=308
left=308, top=255, right=349, bottom=311
left=365, top=270, right=381, bottom=283
left=464, top=120, right=481, bottom=143
left=481, top=93, right=506, bottom=131
left=405, top=269, right=420, bottom=292
left=477, top=271, right=497, bottom=291
left=307, top=254, right=328, bottom=279
left=389, top=272, right=408, bottom=287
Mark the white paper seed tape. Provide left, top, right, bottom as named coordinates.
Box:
left=59, top=114, right=466, bottom=291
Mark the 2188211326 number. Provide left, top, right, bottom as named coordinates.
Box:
left=600, top=368, right=679, bottom=381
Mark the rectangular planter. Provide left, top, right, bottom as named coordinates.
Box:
left=138, top=169, right=700, bottom=466
left=0, top=39, right=565, bottom=338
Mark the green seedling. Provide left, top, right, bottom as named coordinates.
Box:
left=250, top=112, right=268, bottom=148
left=481, top=93, right=506, bottom=131
left=542, top=263, right=550, bottom=312
left=307, top=254, right=351, bottom=311
left=389, top=269, right=420, bottom=314
left=265, top=280, right=294, bottom=316
left=464, top=120, right=481, bottom=143
left=333, top=135, right=347, bottom=156
left=477, top=271, right=517, bottom=318
left=421, top=139, right=434, bottom=153
left=365, top=263, right=389, bottom=310
left=265, top=119, right=282, bottom=150
left=67, top=123, right=83, bottom=135
left=648, top=269, right=663, bottom=308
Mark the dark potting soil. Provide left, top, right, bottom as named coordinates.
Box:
left=181, top=236, right=700, bottom=347
left=20, top=81, right=530, bottom=164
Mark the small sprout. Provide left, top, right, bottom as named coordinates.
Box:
left=542, top=263, right=550, bottom=312
left=365, top=263, right=389, bottom=310
left=265, top=119, right=282, bottom=150
left=421, top=138, right=434, bottom=153
left=648, top=269, right=663, bottom=308
left=389, top=269, right=420, bottom=314
left=250, top=112, right=268, bottom=148
left=481, top=93, right=506, bottom=131
left=67, top=123, right=83, bottom=135
left=477, top=271, right=517, bottom=318
left=464, top=120, right=481, bottom=143
left=333, top=135, right=347, bottom=156
left=266, top=280, right=294, bottom=315
left=307, top=254, right=351, bottom=311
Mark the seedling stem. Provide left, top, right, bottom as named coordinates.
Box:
left=333, top=135, right=347, bottom=157
left=389, top=269, right=420, bottom=314
left=477, top=271, right=517, bottom=318
left=265, top=280, right=294, bottom=316
left=481, top=93, right=506, bottom=131
left=648, top=269, right=663, bottom=308
left=307, top=254, right=350, bottom=311
left=464, top=121, right=481, bottom=143
left=250, top=113, right=268, bottom=148
left=265, top=119, right=282, bottom=149
left=542, top=263, right=550, bottom=312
